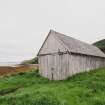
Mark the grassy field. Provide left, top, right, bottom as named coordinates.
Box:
left=0, top=68, right=105, bottom=105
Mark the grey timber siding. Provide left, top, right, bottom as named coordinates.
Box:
left=38, top=30, right=105, bottom=80
left=39, top=53, right=105, bottom=80
left=39, top=31, right=67, bottom=55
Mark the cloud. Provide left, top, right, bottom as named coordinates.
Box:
left=0, top=0, right=105, bottom=62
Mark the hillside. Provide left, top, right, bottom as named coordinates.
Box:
left=0, top=68, right=105, bottom=105
left=21, top=57, right=38, bottom=64
left=93, top=39, right=105, bottom=53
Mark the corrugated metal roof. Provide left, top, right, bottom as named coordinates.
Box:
left=51, top=30, right=105, bottom=58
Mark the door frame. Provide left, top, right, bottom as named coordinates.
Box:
left=50, top=54, right=56, bottom=80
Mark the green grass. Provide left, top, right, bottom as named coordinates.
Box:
left=0, top=68, right=105, bottom=105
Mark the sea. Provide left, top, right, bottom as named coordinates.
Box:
left=0, top=62, right=20, bottom=66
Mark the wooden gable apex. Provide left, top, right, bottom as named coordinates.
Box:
left=37, top=30, right=68, bottom=56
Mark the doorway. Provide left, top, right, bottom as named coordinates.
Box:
left=50, top=54, right=55, bottom=80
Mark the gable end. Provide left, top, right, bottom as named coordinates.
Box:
left=37, top=30, right=68, bottom=56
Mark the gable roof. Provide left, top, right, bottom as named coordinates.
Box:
left=38, top=30, right=105, bottom=58
left=52, top=30, right=105, bottom=58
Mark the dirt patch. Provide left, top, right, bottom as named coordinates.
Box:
left=0, top=64, right=38, bottom=76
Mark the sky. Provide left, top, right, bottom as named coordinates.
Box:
left=0, top=0, right=105, bottom=62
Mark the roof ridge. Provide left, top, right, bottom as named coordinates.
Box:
left=52, top=30, right=105, bottom=58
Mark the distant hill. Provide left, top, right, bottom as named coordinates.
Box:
left=93, top=39, right=105, bottom=53
left=21, top=57, right=38, bottom=64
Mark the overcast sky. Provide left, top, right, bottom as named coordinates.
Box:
left=0, top=0, right=105, bottom=62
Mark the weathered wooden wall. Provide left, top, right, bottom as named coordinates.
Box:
left=38, top=31, right=105, bottom=80
left=39, top=53, right=105, bottom=80
left=39, top=32, right=66, bottom=55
